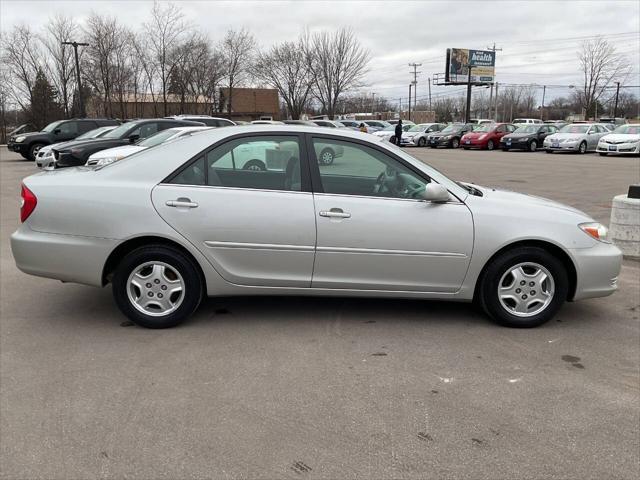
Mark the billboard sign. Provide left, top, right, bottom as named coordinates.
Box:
left=445, top=48, right=495, bottom=84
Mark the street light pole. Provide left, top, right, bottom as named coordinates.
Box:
left=540, top=85, right=546, bottom=120
left=62, top=41, right=89, bottom=117
left=408, top=84, right=412, bottom=122
left=613, top=82, right=621, bottom=118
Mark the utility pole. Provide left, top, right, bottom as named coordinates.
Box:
left=540, top=85, right=546, bottom=120
left=408, top=84, right=412, bottom=122
left=465, top=65, right=474, bottom=123
left=371, top=92, right=376, bottom=116
left=62, top=41, right=89, bottom=117
left=428, top=77, right=432, bottom=113
left=409, top=62, right=422, bottom=113
left=613, top=81, right=621, bottom=118
left=494, top=82, right=499, bottom=121
left=486, top=43, right=502, bottom=120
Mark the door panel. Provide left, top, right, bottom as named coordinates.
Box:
left=153, top=186, right=316, bottom=287
left=312, top=195, right=473, bottom=291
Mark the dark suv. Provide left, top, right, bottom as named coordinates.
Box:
left=8, top=118, right=120, bottom=160
left=53, top=118, right=204, bottom=168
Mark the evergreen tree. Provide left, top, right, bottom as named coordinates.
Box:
left=29, top=68, right=62, bottom=128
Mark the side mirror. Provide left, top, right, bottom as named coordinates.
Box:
left=53, top=128, right=61, bottom=134
left=422, top=183, right=450, bottom=203
left=128, top=134, right=140, bottom=143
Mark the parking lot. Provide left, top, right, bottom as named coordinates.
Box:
left=1, top=145, right=638, bottom=479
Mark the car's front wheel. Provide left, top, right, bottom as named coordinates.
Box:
left=319, top=148, right=335, bottom=165
left=486, top=139, right=495, bottom=150
left=112, top=245, right=203, bottom=328
left=28, top=143, right=45, bottom=161
left=578, top=141, right=587, bottom=154
left=418, top=137, right=426, bottom=147
left=529, top=140, right=538, bottom=152
left=479, top=247, right=568, bottom=328
left=450, top=138, right=460, bottom=149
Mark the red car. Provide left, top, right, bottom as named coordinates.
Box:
left=461, top=123, right=517, bottom=150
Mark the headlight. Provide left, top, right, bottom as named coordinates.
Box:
left=91, top=156, right=123, bottom=166
left=442, top=135, right=451, bottom=140
left=15, top=136, right=26, bottom=142
left=579, top=222, right=610, bottom=243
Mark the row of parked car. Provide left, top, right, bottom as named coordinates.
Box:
left=7, top=115, right=639, bottom=171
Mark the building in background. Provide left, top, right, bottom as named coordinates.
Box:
left=219, top=88, right=280, bottom=122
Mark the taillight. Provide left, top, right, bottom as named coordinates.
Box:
left=20, top=184, right=37, bottom=222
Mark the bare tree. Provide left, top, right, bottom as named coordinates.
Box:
left=577, top=37, right=630, bottom=118
left=144, top=1, right=191, bottom=116
left=303, top=28, right=369, bottom=119
left=41, top=14, right=77, bottom=117
left=220, top=28, right=256, bottom=117
left=1, top=25, right=43, bottom=111
left=254, top=39, right=313, bottom=119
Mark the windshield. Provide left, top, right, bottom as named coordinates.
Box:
left=76, top=126, right=112, bottom=140
left=473, top=125, right=494, bottom=132
left=613, top=125, right=639, bottom=135
left=137, top=129, right=179, bottom=147
left=103, top=122, right=136, bottom=139
left=560, top=125, right=589, bottom=134
left=440, top=124, right=462, bottom=133
left=408, top=124, right=427, bottom=132
left=42, top=121, right=64, bottom=132
left=513, top=119, right=528, bottom=124
left=515, top=125, right=539, bottom=133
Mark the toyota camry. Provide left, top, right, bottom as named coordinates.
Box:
left=11, top=126, right=622, bottom=329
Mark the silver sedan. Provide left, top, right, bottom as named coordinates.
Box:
left=11, top=126, right=621, bottom=328
left=544, top=123, right=611, bottom=153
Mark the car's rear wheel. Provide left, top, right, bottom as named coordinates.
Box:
left=479, top=247, right=568, bottom=328
left=529, top=140, right=538, bottom=152
left=418, top=137, right=426, bottom=147
left=319, top=148, right=335, bottom=165
left=243, top=159, right=266, bottom=171
left=112, top=245, right=203, bottom=328
left=578, top=141, right=587, bottom=154
left=28, top=143, right=45, bottom=161
left=486, top=140, right=495, bottom=150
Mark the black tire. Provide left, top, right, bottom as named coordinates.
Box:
left=28, top=143, right=45, bottom=161
left=418, top=137, right=426, bottom=147
left=478, top=246, right=568, bottom=328
left=450, top=138, right=460, bottom=149
left=598, top=152, right=607, bottom=156
left=463, top=147, right=470, bottom=150
left=578, top=141, right=587, bottom=154
left=429, top=145, right=437, bottom=149
left=243, top=159, right=266, bottom=171
left=529, top=140, right=538, bottom=152
left=112, top=245, right=203, bottom=328
left=486, top=139, right=495, bottom=150
left=501, top=147, right=510, bottom=152
left=545, top=150, right=553, bottom=154
left=319, top=148, right=335, bottom=165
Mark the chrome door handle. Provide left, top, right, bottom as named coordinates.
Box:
left=319, top=208, right=351, bottom=219
left=166, top=198, right=198, bottom=208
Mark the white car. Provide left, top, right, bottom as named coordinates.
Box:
left=512, top=118, right=543, bottom=126
left=86, top=126, right=212, bottom=166
left=371, top=123, right=414, bottom=143
left=596, top=124, right=640, bottom=156
left=36, top=126, right=117, bottom=168
left=363, top=120, right=392, bottom=133
left=401, top=123, right=447, bottom=147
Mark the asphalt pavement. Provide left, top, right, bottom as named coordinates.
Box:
left=1, top=145, right=638, bottom=479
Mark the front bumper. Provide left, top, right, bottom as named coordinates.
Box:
left=461, top=138, right=487, bottom=148
left=7, top=142, right=27, bottom=155
left=596, top=142, right=640, bottom=154
left=544, top=141, right=580, bottom=151
left=428, top=137, right=452, bottom=147
left=570, top=241, right=622, bottom=301
left=501, top=138, right=530, bottom=149
left=11, top=225, right=117, bottom=287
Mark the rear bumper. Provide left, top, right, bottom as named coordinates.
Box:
left=570, top=242, right=623, bottom=301
left=10, top=225, right=117, bottom=287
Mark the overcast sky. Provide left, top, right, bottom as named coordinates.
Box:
left=2, top=0, right=639, bottom=106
